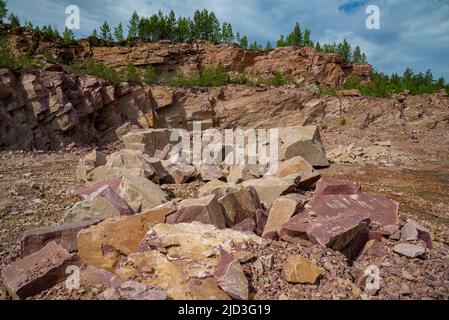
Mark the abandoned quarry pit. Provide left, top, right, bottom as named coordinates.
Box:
left=0, top=122, right=448, bottom=300
left=0, top=30, right=448, bottom=301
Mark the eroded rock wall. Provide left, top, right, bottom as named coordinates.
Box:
left=2, top=65, right=448, bottom=151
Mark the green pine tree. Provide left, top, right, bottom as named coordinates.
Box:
left=100, top=21, right=113, bottom=42
left=235, top=32, right=241, bottom=45
left=62, top=27, right=74, bottom=45
left=24, top=20, right=33, bottom=29
left=303, top=29, right=313, bottom=47
left=143, top=65, right=158, bottom=84
left=277, top=34, right=286, bottom=47
left=265, top=41, right=273, bottom=51
left=124, top=62, right=140, bottom=83
left=166, top=10, right=177, bottom=41
left=114, top=23, right=124, bottom=42
left=338, top=39, right=352, bottom=61
left=249, top=41, right=259, bottom=51
left=8, top=12, right=20, bottom=33
left=315, top=41, right=322, bottom=52
left=128, top=11, right=140, bottom=39
left=239, top=35, right=248, bottom=49
left=0, top=0, right=7, bottom=22
left=361, top=53, right=367, bottom=63
left=353, top=46, right=362, bottom=63
left=286, top=22, right=302, bottom=46
left=176, top=16, right=191, bottom=42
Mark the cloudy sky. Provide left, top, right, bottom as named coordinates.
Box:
left=7, top=0, right=449, bottom=79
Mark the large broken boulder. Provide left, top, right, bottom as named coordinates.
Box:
left=63, top=186, right=135, bottom=223
left=199, top=179, right=239, bottom=198
left=112, top=222, right=264, bottom=300
left=218, top=186, right=262, bottom=226
left=277, top=126, right=329, bottom=167
left=76, top=150, right=107, bottom=182
left=275, top=156, right=321, bottom=189
left=114, top=251, right=230, bottom=300
left=196, top=164, right=224, bottom=182
left=77, top=203, right=177, bottom=271
left=213, top=249, right=249, bottom=300
left=88, top=149, right=168, bottom=184
left=116, top=176, right=169, bottom=213
left=242, top=175, right=301, bottom=207
left=282, top=255, right=325, bottom=285
left=1, top=242, right=77, bottom=299
left=166, top=195, right=227, bottom=229
left=72, top=179, right=122, bottom=200
left=262, top=194, right=308, bottom=238
left=281, top=211, right=371, bottom=250
left=314, top=177, right=362, bottom=195
left=166, top=163, right=196, bottom=184
left=122, top=129, right=172, bottom=157
left=227, top=164, right=262, bottom=184
left=305, top=192, right=398, bottom=226
left=21, top=219, right=101, bottom=257
left=141, top=222, right=265, bottom=267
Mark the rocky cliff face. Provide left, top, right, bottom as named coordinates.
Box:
left=90, top=42, right=371, bottom=87
left=0, top=65, right=157, bottom=150
left=4, top=25, right=371, bottom=88
left=1, top=64, right=448, bottom=150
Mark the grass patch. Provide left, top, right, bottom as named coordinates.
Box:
left=68, top=59, right=121, bottom=83
left=267, top=71, right=295, bottom=87
left=164, top=64, right=228, bottom=87
left=0, top=44, right=35, bottom=71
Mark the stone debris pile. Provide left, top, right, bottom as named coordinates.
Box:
left=0, top=126, right=439, bottom=300
left=327, top=142, right=416, bottom=166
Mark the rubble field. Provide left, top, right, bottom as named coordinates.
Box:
left=1, top=127, right=448, bottom=301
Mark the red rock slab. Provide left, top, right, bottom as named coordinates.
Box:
left=307, top=212, right=371, bottom=250
left=166, top=194, right=226, bottom=229
left=97, top=186, right=135, bottom=217
left=314, top=178, right=362, bottom=195
left=72, top=179, right=122, bottom=200
left=255, top=209, right=268, bottom=236
left=232, top=219, right=256, bottom=233
left=213, top=248, right=249, bottom=300
left=1, top=241, right=77, bottom=299
left=21, top=219, right=102, bottom=257
left=280, top=210, right=371, bottom=251
left=262, top=194, right=309, bottom=237
left=306, top=193, right=398, bottom=226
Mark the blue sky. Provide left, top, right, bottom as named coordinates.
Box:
left=7, top=0, right=449, bottom=80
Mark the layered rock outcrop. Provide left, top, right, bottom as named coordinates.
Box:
left=90, top=42, right=371, bottom=87
left=4, top=26, right=370, bottom=87
left=2, top=67, right=449, bottom=150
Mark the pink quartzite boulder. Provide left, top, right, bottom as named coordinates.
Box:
left=306, top=193, right=398, bottom=226
left=21, top=219, right=101, bottom=257
left=314, top=177, right=362, bottom=195
left=1, top=241, right=77, bottom=299
left=166, top=195, right=227, bottom=229
left=72, top=179, right=122, bottom=200
left=213, top=248, right=249, bottom=300
left=280, top=210, right=371, bottom=250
